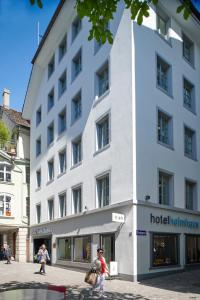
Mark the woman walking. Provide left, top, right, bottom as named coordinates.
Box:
left=37, top=244, right=50, bottom=275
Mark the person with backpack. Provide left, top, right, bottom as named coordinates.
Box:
left=37, top=244, right=50, bottom=275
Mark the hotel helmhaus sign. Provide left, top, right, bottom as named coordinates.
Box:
left=150, top=213, right=199, bottom=229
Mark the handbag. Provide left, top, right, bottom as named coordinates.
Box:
left=84, top=271, right=98, bottom=285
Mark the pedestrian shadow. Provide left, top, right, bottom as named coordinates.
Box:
left=0, top=281, right=149, bottom=300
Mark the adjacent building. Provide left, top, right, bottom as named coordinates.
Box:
left=23, top=0, right=200, bottom=280
left=0, top=89, right=30, bottom=262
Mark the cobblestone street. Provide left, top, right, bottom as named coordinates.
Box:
left=0, top=262, right=200, bottom=299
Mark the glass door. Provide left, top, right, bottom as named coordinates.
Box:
left=100, top=234, right=115, bottom=264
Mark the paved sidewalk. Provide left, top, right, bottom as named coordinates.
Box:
left=0, top=261, right=200, bottom=299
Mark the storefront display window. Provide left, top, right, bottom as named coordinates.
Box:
left=152, top=233, right=179, bottom=267
left=100, top=234, right=115, bottom=264
left=57, top=238, right=71, bottom=260
left=186, top=235, right=200, bottom=264
left=74, top=236, right=91, bottom=262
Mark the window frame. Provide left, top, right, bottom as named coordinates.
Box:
left=48, top=55, right=55, bottom=79
left=72, top=185, right=82, bottom=214
left=58, top=148, right=67, bottom=175
left=96, top=171, right=110, bottom=208
left=59, top=192, right=67, bottom=218
left=47, top=198, right=54, bottom=221
left=0, top=162, right=12, bottom=183
left=182, top=32, right=194, bottom=67
left=96, top=113, right=110, bottom=152
left=183, top=76, right=195, bottom=114
left=0, top=193, right=12, bottom=217
left=156, top=54, right=172, bottom=97
left=58, top=70, right=67, bottom=98
left=157, top=107, right=173, bottom=149
left=71, top=90, right=82, bottom=124
left=59, top=34, right=67, bottom=62
left=72, top=16, right=82, bottom=43
left=71, top=135, right=82, bottom=167
left=95, top=60, right=110, bottom=100
left=185, top=178, right=197, bottom=211
left=47, top=121, right=54, bottom=146
left=36, top=168, right=41, bottom=189
left=72, top=48, right=82, bottom=82
left=47, top=88, right=54, bottom=113
left=36, top=106, right=42, bottom=127
left=58, top=107, right=67, bottom=135
left=36, top=203, right=41, bottom=224
left=156, top=7, right=170, bottom=40
left=158, top=169, right=174, bottom=207
left=47, top=158, right=54, bottom=182
left=184, top=125, right=196, bottom=160
left=36, top=136, right=41, bottom=157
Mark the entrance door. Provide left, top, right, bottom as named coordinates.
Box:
left=100, top=234, right=115, bottom=264
left=33, top=237, right=52, bottom=265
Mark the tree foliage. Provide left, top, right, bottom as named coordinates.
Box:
left=29, top=0, right=193, bottom=44
left=0, top=121, right=10, bottom=145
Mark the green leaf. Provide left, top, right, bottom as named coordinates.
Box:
left=176, top=4, right=184, bottom=14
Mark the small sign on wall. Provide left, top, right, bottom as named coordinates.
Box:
left=112, top=213, right=125, bottom=223
left=136, top=230, right=147, bottom=236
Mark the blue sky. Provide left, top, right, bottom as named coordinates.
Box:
left=0, top=0, right=60, bottom=112
left=0, top=0, right=199, bottom=112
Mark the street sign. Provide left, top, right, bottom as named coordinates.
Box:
left=136, top=230, right=147, bottom=236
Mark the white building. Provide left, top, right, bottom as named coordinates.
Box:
left=0, top=89, right=30, bottom=262
left=23, top=0, right=200, bottom=280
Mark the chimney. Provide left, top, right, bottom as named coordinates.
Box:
left=2, top=89, right=10, bottom=109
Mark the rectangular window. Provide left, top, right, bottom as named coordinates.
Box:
left=0, top=195, right=11, bottom=217
left=47, top=122, right=54, bottom=146
left=157, top=55, right=171, bottom=95
left=71, top=91, right=82, bottom=123
left=48, top=159, right=54, bottom=181
left=57, top=238, right=71, bottom=260
left=72, top=186, right=82, bottom=214
left=0, top=164, right=11, bottom=182
left=36, top=204, right=41, bottom=224
left=36, top=106, right=41, bottom=126
left=152, top=233, right=178, bottom=267
left=96, top=62, right=109, bottom=97
left=72, top=137, right=82, bottom=166
left=183, top=78, right=195, bottom=112
left=159, top=171, right=173, bottom=206
left=47, top=89, right=54, bottom=112
left=58, top=108, right=66, bottom=135
left=48, top=55, right=55, bottom=79
left=157, top=110, right=172, bottom=146
left=59, top=35, right=67, bottom=61
left=59, top=149, right=66, bottom=174
left=185, top=180, right=196, bottom=210
left=96, top=115, right=110, bottom=150
left=72, top=49, right=82, bottom=81
left=36, top=137, right=41, bottom=157
left=184, top=126, right=196, bottom=159
left=58, top=71, right=67, bottom=98
left=97, top=174, right=110, bottom=208
left=186, top=235, right=200, bottom=264
left=183, top=33, right=194, bottom=66
left=48, top=199, right=54, bottom=220
left=74, top=236, right=91, bottom=262
left=26, top=166, right=30, bottom=184
left=36, top=169, right=41, bottom=188
left=59, top=193, right=66, bottom=218
left=156, top=8, right=169, bottom=39
left=26, top=197, right=30, bottom=220
left=72, top=16, right=81, bottom=42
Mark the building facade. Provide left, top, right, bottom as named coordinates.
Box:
left=23, top=0, right=200, bottom=280
left=0, top=89, right=30, bottom=262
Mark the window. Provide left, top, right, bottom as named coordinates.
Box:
left=26, top=166, right=30, bottom=184
left=72, top=16, right=81, bottom=42
left=157, top=55, right=172, bottom=95
left=59, top=193, right=66, bottom=218
left=96, top=61, right=109, bottom=98
left=152, top=233, right=178, bottom=267
left=47, top=89, right=54, bottom=112
left=183, top=78, right=195, bottom=112
left=58, top=108, right=66, bottom=135
left=74, top=236, right=91, bottom=262
left=185, top=180, right=196, bottom=210
left=72, top=49, right=82, bottom=81
left=71, top=91, right=81, bottom=123
left=97, top=173, right=110, bottom=208
left=48, top=55, right=55, bottom=79
left=0, top=194, right=11, bottom=216
left=59, top=35, right=67, bottom=61
left=36, top=169, right=41, bottom=189
left=36, top=204, right=41, bottom=224
left=100, top=234, right=115, bottom=264
left=36, top=137, right=41, bottom=157
left=72, top=136, right=82, bottom=166
left=48, top=199, right=54, bottom=220
left=57, top=238, right=71, bottom=260
left=72, top=186, right=82, bottom=214
left=47, top=122, right=54, bottom=146
left=48, top=159, right=54, bottom=181
left=36, top=106, right=41, bottom=126
left=158, top=171, right=173, bottom=206
left=96, top=115, right=110, bottom=151
left=26, top=197, right=30, bottom=220
left=58, top=71, right=67, bottom=98
left=0, top=163, right=11, bottom=182
left=157, top=110, right=172, bottom=147
left=183, top=33, right=194, bottom=66
left=186, top=235, right=200, bottom=264
left=184, top=126, right=196, bottom=159
left=59, top=149, right=66, bottom=174
left=156, top=8, right=170, bottom=39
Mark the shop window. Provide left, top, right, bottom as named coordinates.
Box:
left=0, top=194, right=12, bottom=217
left=152, top=233, right=179, bottom=267
left=100, top=234, right=115, bottom=264
left=57, top=238, right=71, bottom=260
left=186, top=235, right=200, bottom=264
left=73, top=236, right=91, bottom=263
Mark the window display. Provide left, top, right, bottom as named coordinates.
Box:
left=57, top=238, right=71, bottom=260
left=74, top=236, right=91, bottom=262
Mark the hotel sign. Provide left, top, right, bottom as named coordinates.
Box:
left=32, top=227, right=52, bottom=235
left=150, top=213, right=199, bottom=229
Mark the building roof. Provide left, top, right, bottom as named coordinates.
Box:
left=0, top=106, right=30, bottom=128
